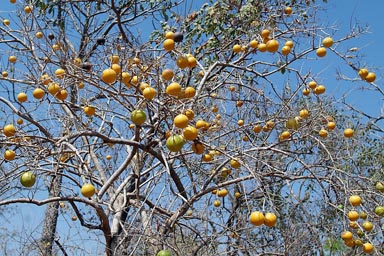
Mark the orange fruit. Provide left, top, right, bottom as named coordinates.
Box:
left=110, top=55, right=119, bottom=64
left=347, top=210, right=359, bottom=221
left=302, top=88, right=310, bottom=96
left=344, top=128, right=354, bottom=138
left=281, top=45, right=291, bottom=55
left=2, top=71, right=8, bottom=77
left=233, top=44, right=242, bottom=53
left=258, top=43, right=267, bottom=52
left=142, top=87, right=157, bottom=100
left=55, top=68, right=65, bottom=79
left=83, top=106, right=96, bottom=117
left=299, top=109, right=309, bottom=118
left=8, top=55, right=17, bottom=63
left=176, top=55, right=189, bottom=69
left=344, top=239, right=355, bottom=247
left=322, top=37, right=333, bottom=48
left=47, top=82, right=61, bottom=95
left=284, top=6, right=292, bottom=15
left=184, top=109, right=195, bottom=120
left=165, top=31, right=174, bottom=39
left=316, top=47, right=327, bottom=57
left=362, top=221, right=373, bottom=232
left=202, top=154, right=213, bottom=162
left=187, top=56, right=197, bottom=68
left=81, top=183, right=96, bottom=197
left=280, top=130, right=291, bottom=140
left=17, top=119, right=23, bottom=125
left=234, top=192, right=241, bottom=198
left=183, top=126, right=198, bottom=141
left=261, top=29, right=270, bottom=39
left=230, top=159, right=241, bottom=169
left=101, top=68, right=117, bottom=84
left=40, top=74, right=52, bottom=85
left=4, top=149, right=16, bottom=161
left=349, top=195, right=361, bottom=206
left=174, top=114, right=189, bottom=128
left=314, top=85, right=326, bottom=94
left=249, top=40, right=259, bottom=49
left=184, top=86, right=196, bottom=98
left=36, top=32, right=43, bottom=39
left=196, top=120, right=209, bottom=130
left=318, top=129, right=328, bottom=138
left=3, top=124, right=16, bottom=137
left=55, top=89, right=68, bottom=101
left=24, top=6, right=32, bottom=13
left=365, top=72, right=376, bottom=82
left=237, top=119, right=244, bottom=126
left=120, top=72, right=131, bottom=86
left=163, top=39, right=175, bottom=51
left=253, top=125, right=262, bottom=133
left=362, top=243, right=374, bottom=253
left=285, top=40, right=294, bottom=48
left=327, top=121, right=336, bottom=130
left=191, top=141, right=204, bottom=154
left=217, top=189, right=228, bottom=197
left=266, top=39, right=279, bottom=52
left=213, top=200, right=221, bottom=207
left=111, top=63, right=121, bottom=75
left=308, top=81, right=317, bottom=89
left=341, top=231, right=353, bottom=241
left=264, top=212, right=277, bottom=227
left=358, top=68, right=369, bottom=79
left=166, top=82, right=182, bottom=96
left=249, top=211, right=264, bottom=226
left=17, top=92, right=28, bottom=103
left=162, top=69, right=174, bottom=80
left=3, top=19, right=10, bottom=26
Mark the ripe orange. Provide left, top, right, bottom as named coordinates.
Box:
left=111, top=63, right=121, bottom=75
left=266, top=39, right=279, bottom=52
left=362, top=243, right=374, bottom=253
left=202, top=154, right=213, bottom=162
left=285, top=40, right=294, bottom=48
left=55, top=68, right=65, bottom=79
left=24, top=6, right=32, bottom=13
left=110, top=55, right=119, bottom=64
left=213, top=200, right=221, bottom=207
left=196, top=120, right=209, bottom=130
left=343, top=128, right=354, bottom=138
left=48, top=82, right=61, bottom=95
left=187, top=56, right=197, bottom=68
left=101, top=68, right=117, bottom=84
left=299, top=109, right=309, bottom=118
left=166, top=82, right=182, bottom=96
left=233, top=44, right=242, bottom=53
left=3, top=124, right=16, bottom=137
left=142, top=87, right=157, bottom=100
left=316, top=47, right=327, bottom=57
left=365, top=72, right=376, bottom=83
left=349, top=195, right=361, bottom=206
left=302, top=88, right=310, bottom=96
left=249, top=40, right=259, bottom=49
left=174, top=114, right=189, bottom=128
left=36, top=32, right=43, bottom=39
left=261, top=29, right=270, bottom=39
left=184, top=86, right=196, bottom=98
left=3, top=19, right=10, bottom=26
left=81, top=183, right=96, bottom=197
left=253, top=125, right=262, bottom=133
left=258, top=43, right=267, bottom=52
left=4, top=149, right=16, bottom=161
left=165, top=31, right=174, bottom=39
left=341, top=231, right=353, bottom=240
left=264, top=212, right=277, bottom=227
left=327, top=121, right=336, bottom=130
left=322, top=37, right=334, bottom=48
left=249, top=211, right=264, bottom=226
left=17, top=119, right=23, bottom=125
left=17, top=92, right=28, bottom=103
left=121, top=72, right=131, bottom=86
left=358, top=68, right=369, bottom=79
left=237, top=119, right=244, bottom=126
left=176, top=55, right=189, bottom=69
left=191, top=141, right=204, bottom=154
left=234, top=192, right=241, bottom=198
left=280, top=130, right=291, bottom=140
left=2, top=71, right=8, bottom=77
left=163, top=39, right=175, bottom=51
left=362, top=221, right=373, bottom=232
left=347, top=210, right=359, bottom=221
left=184, top=109, right=195, bottom=120
left=161, top=69, right=174, bottom=80
left=183, top=126, right=198, bottom=141
left=308, top=81, right=317, bottom=89
left=55, top=89, right=68, bottom=101
left=83, top=106, right=96, bottom=117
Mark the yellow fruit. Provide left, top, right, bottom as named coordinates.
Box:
left=8, top=55, right=17, bottom=63
left=174, top=114, right=189, bottom=128
left=314, top=85, right=326, bottom=94
left=308, top=81, right=317, bottom=89
left=163, top=39, right=175, bottom=51
left=341, top=231, right=353, bottom=241
left=106, top=155, right=112, bottom=160
left=55, top=68, right=65, bottom=79
left=285, top=40, right=294, bottom=48
left=131, top=109, right=147, bottom=125
left=280, top=130, right=291, bottom=140
left=17, top=119, right=23, bottom=125
left=196, top=120, right=209, bottom=130
left=161, top=69, right=174, bottom=80
left=281, top=45, right=291, bottom=55
left=327, top=121, right=336, bottom=130
left=249, top=211, right=264, bottom=226
left=284, top=6, right=292, bottom=15
left=3, top=19, right=10, bottom=26
left=358, top=68, right=369, bottom=79
left=81, top=183, right=96, bottom=197
left=24, top=6, right=32, bottom=13
left=213, top=200, right=221, bottom=207
left=233, top=44, right=242, bottom=53
left=365, top=72, right=376, bottom=83
left=302, top=88, right=310, bottom=96
left=139, top=82, right=149, bottom=91
left=264, top=212, right=277, bottom=227
left=322, top=37, right=333, bottom=48
left=261, top=29, right=270, bottom=39
left=17, top=92, right=28, bottom=103
left=55, top=89, right=68, bottom=101
left=202, top=154, right=213, bottom=162
left=3, top=124, right=16, bottom=137
left=253, top=125, right=262, bottom=133
left=318, top=129, right=328, bottom=138
left=110, top=55, right=119, bottom=64
left=166, top=82, right=182, bottom=96
left=230, top=159, right=241, bottom=169
left=4, top=149, right=16, bottom=161
left=187, top=56, right=197, bottom=68
left=348, top=210, right=359, bottom=221
left=183, top=126, right=198, bottom=141
left=184, top=109, right=195, bottom=120
left=32, top=88, right=44, bottom=100
left=120, top=72, right=131, bottom=86
left=83, top=106, right=96, bottom=117
left=249, top=40, right=259, bottom=49
left=258, top=43, right=267, bottom=52
left=142, top=87, right=157, bottom=100
left=344, top=128, right=354, bottom=138
left=266, top=39, right=279, bottom=53
left=36, top=32, right=43, bottom=39
left=184, top=86, right=196, bottom=98
left=349, top=195, right=361, bottom=206
left=111, top=63, right=121, bottom=75
left=217, top=189, right=228, bottom=197
left=48, top=82, right=61, bottom=96
left=40, top=74, right=52, bottom=85
left=234, top=192, right=241, bottom=198
left=237, top=119, right=244, bottom=126
left=316, top=47, right=327, bottom=57
left=362, top=243, right=374, bottom=253
left=176, top=55, right=189, bottom=69
left=344, top=239, right=355, bottom=247
left=2, top=71, right=8, bottom=77
left=191, top=141, right=204, bottom=154
left=101, top=68, right=117, bottom=84
left=299, top=109, right=309, bottom=119
left=165, top=31, right=174, bottom=39
left=362, top=221, right=373, bottom=232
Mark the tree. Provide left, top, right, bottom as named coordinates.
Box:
left=0, top=0, right=383, bottom=255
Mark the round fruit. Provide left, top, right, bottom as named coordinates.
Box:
left=174, top=114, right=189, bottom=128
left=184, top=109, right=195, bottom=120
left=349, top=195, right=361, bottom=206
left=343, top=128, right=354, bottom=138
left=237, top=119, right=244, bottom=126
left=17, top=92, right=28, bottom=103
left=20, top=171, right=36, bottom=187
left=213, top=200, right=221, bottom=207
left=217, top=189, right=228, bottom=197
left=359, top=212, right=368, bottom=219
left=48, top=82, right=61, bottom=95
left=233, top=44, right=242, bottom=53
left=101, top=68, right=117, bottom=84
left=285, top=40, right=294, bottom=48
left=264, top=212, right=277, bottom=227
left=36, top=32, right=43, bottom=39
left=202, top=154, right=213, bottom=162
left=24, top=6, right=32, bottom=13
left=3, top=124, right=16, bottom=137
left=258, top=43, right=267, bottom=52
left=316, top=47, right=327, bottom=57
left=183, top=126, right=198, bottom=141
left=131, top=109, right=147, bottom=125
left=249, top=40, right=259, bottom=49
left=322, top=37, right=333, bottom=48
left=280, top=131, right=291, bottom=140
left=284, top=7, right=292, bottom=15
left=314, top=85, right=326, bottom=94
left=4, top=149, right=16, bottom=161
left=362, top=221, right=373, bottom=232
left=249, top=211, right=264, bottom=226
left=111, top=63, right=121, bottom=74
left=165, top=31, right=174, bottom=39
left=191, top=141, right=204, bottom=154
left=253, top=125, right=262, bottom=133
left=365, top=72, right=376, bottom=83
left=3, top=19, right=10, bottom=26
left=163, top=39, right=175, bottom=51
left=2, top=71, right=8, bottom=77
left=184, top=86, right=196, bottom=98
left=308, top=81, right=317, bottom=89
left=55, top=68, right=65, bottom=79
left=173, top=32, right=184, bottom=42
left=266, top=39, right=279, bottom=52
left=196, top=120, right=209, bottom=130
left=347, top=210, right=359, bottom=221
left=81, top=183, right=96, bottom=197
left=299, top=109, right=309, bottom=119
left=318, top=129, right=328, bottom=138
left=166, top=82, right=182, bottom=96
left=166, top=135, right=185, bottom=152
left=230, top=159, right=241, bottom=169
left=110, top=55, right=119, bottom=64
left=376, top=182, right=384, bottom=192
left=176, top=55, right=189, bottom=69
left=142, top=87, right=157, bottom=100
left=187, top=56, right=197, bottom=68
left=374, top=206, right=384, bottom=216
left=327, top=121, right=336, bottom=130
left=261, top=29, right=270, bottom=39
left=162, top=69, right=174, bottom=80
left=358, top=68, right=369, bottom=79
left=33, top=88, right=45, bottom=99
left=281, top=45, right=291, bottom=55
left=341, top=231, right=353, bottom=240
left=121, top=72, right=131, bottom=86
left=17, top=119, right=23, bottom=125
left=83, top=106, right=96, bottom=117
left=9, top=55, right=17, bottom=63
left=362, top=243, right=374, bottom=254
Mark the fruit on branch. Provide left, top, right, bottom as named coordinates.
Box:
left=101, top=68, right=117, bottom=84
left=322, top=37, right=333, bottom=48
left=264, top=213, right=277, bottom=227
left=4, top=149, right=16, bottom=161
left=3, top=124, right=16, bottom=137
left=163, top=39, right=175, bottom=51
left=343, top=128, right=354, bottom=138
left=81, top=183, right=96, bottom=197
left=83, top=106, right=96, bottom=117
left=20, top=171, right=36, bottom=187
left=131, top=109, right=147, bottom=126
left=17, top=92, right=28, bottom=103
left=348, top=195, right=361, bottom=206
left=166, top=134, right=185, bottom=152
left=250, top=211, right=264, bottom=226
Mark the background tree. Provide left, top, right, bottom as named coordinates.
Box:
left=0, top=0, right=383, bottom=255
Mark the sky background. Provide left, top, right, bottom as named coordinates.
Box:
left=0, top=0, right=383, bottom=254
